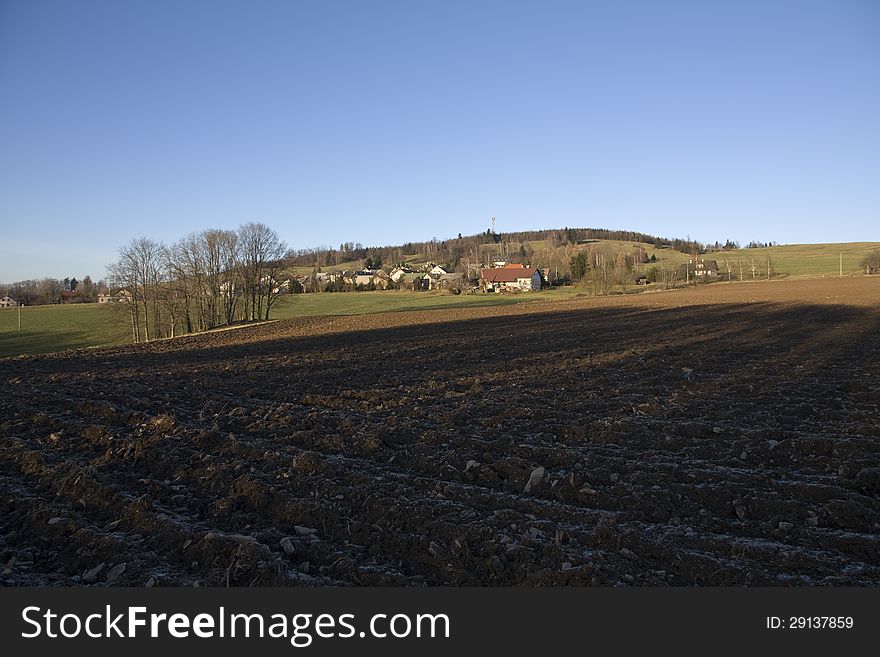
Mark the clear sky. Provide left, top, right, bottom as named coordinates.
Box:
left=1, top=0, right=878, bottom=281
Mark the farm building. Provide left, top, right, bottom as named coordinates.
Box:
left=690, top=258, right=719, bottom=277
left=390, top=266, right=418, bottom=282
left=394, top=273, right=427, bottom=290
left=480, top=266, right=542, bottom=292
left=427, top=272, right=465, bottom=291
left=97, top=290, right=132, bottom=303
left=0, top=296, right=18, bottom=307
left=353, top=270, right=391, bottom=289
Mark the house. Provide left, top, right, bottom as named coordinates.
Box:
left=271, top=279, right=292, bottom=294
left=690, top=258, right=719, bottom=277
left=97, top=290, right=132, bottom=303
left=373, top=270, right=392, bottom=289
left=427, top=272, right=464, bottom=291
left=480, top=266, right=542, bottom=292
left=394, top=273, right=428, bottom=290
left=428, top=264, right=449, bottom=276
left=257, top=274, right=291, bottom=294
left=390, top=266, right=418, bottom=282
left=353, top=271, right=374, bottom=287
left=352, top=270, right=391, bottom=289
left=0, top=295, right=18, bottom=308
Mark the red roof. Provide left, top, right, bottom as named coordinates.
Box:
left=480, top=267, right=538, bottom=283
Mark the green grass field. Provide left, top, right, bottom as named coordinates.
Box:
left=725, top=242, right=879, bottom=277
left=0, top=289, right=583, bottom=359
left=0, top=303, right=133, bottom=358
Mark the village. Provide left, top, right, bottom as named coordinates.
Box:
left=303, top=260, right=546, bottom=294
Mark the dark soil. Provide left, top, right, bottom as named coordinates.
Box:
left=1, top=278, right=879, bottom=586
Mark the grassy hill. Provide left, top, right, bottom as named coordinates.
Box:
left=724, top=242, right=879, bottom=277
left=359, top=237, right=877, bottom=278
left=451, top=238, right=878, bottom=277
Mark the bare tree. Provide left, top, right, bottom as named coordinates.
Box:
left=108, top=237, right=163, bottom=342
left=107, top=257, right=141, bottom=343
left=238, top=222, right=288, bottom=321
left=615, top=250, right=631, bottom=293
left=747, top=256, right=758, bottom=280
left=162, top=229, right=245, bottom=332
left=721, top=256, right=733, bottom=282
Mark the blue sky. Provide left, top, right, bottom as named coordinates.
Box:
left=1, top=0, right=878, bottom=280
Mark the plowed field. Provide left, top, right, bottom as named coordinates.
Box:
left=1, top=278, right=879, bottom=586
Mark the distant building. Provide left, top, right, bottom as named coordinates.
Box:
left=272, top=279, right=292, bottom=294
left=353, top=270, right=391, bottom=289
left=390, top=266, right=418, bottom=282
left=393, top=273, right=427, bottom=290
left=0, top=295, right=18, bottom=308
left=97, top=290, right=132, bottom=303
left=480, top=266, right=542, bottom=292
left=373, top=270, right=391, bottom=287
left=427, top=272, right=464, bottom=291
left=690, top=258, right=719, bottom=277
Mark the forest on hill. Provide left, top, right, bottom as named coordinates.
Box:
left=285, top=226, right=712, bottom=270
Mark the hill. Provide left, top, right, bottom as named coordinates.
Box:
left=285, top=229, right=878, bottom=281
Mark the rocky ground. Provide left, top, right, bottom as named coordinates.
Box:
left=1, top=277, right=879, bottom=586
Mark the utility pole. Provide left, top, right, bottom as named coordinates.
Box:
left=18, top=303, right=22, bottom=331
left=840, top=252, right=843, bottom=277
left=768, top=257, right=771, bottom=281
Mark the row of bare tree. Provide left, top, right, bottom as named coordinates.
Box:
left=107, top=223, right=288, bottom=343
left=1, top=276, right=105, bottom=305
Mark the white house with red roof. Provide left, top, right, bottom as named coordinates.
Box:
left=480, top=265, right=542, bottom=292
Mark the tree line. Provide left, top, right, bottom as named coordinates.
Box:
left=107, top=222, right=288, bottom=343
left=0, top=276, right=105, bottom=305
